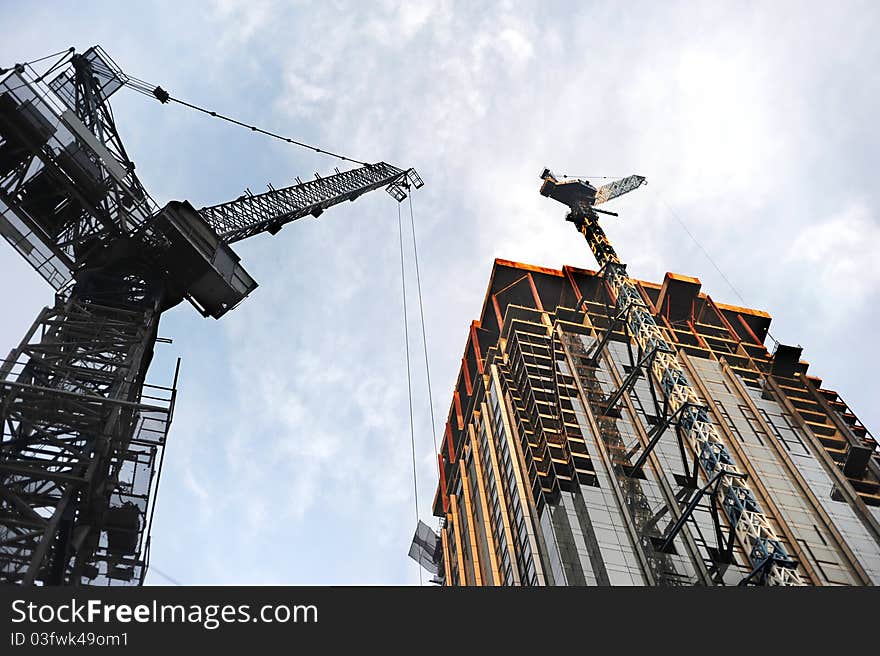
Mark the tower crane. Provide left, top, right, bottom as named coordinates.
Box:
left=0, top=46, right=422, bottom=585
left=540, top=170, right=803, bottom=585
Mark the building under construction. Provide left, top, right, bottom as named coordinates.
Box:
left=412, top=175, right=880, bottom=586
left=3, top=45, right=878, bottom=588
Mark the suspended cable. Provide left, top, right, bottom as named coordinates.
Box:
left=407, top=194, right=439, bottom=459
left=406, top=192, right=447, bottom=572
left=0, top=46, right=74, bottom=75
left=656, top=192, right=780, bottom=347
left=149, top=565, right=182, bottom=586
left=2, top=51, right=372, bottom=167
left=121, top=78, right=370, bottom=167
left=33, top=48, right=75, bottom=83
left=0, top=47, right=75, bottom=97
left=398, top=201, right=422, bottom=587
left=168, top=97, right=370, bottom=167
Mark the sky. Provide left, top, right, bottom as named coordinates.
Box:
left=0, top=0, right=878, bottom=585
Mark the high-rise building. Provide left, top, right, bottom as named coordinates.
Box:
left=416, top=258, right=880, bottom=586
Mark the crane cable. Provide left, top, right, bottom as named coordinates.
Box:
left=654, top=191, right=780, bottom=348
left=0, top=47, right=74, bottom=77
left=408, top=193, right=440, bottom=461
left=0, top=49, right=370, bottom=167
left=408, top=191, right=447, bottom=560
left=398, top=201, right=423, bottom=587
left=0, top=47, right=76, bottom=97
left=120, top=74, right=370, bottom=167
left=150, top=565, right=183, bottom=586
left=398, top=192, right=439, bottom=585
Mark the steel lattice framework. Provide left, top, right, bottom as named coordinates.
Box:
left=593, top=175, right=646, bottom=206
left=540, top=170, right=804, bottom=585
left=0, top=46, right=421, bottom=585
left=200, top=162, right=415, bottom=243
left=0, top=287, right=172, bottom=584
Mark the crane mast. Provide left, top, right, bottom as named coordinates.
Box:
left=0, top=46, right=421, bottom=585
left=540, top=169, right=804, bottom=585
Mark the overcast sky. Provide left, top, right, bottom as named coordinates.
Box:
left=1, top=0, right=878, bottom=585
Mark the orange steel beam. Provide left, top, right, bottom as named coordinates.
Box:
left=461, top=356, right=473, bottom=395
left=438, top=454, right=449, bottom=513
left=526, top=273, right=544, bottom=312
left=706, top=295, right=741, bottom=342
left=736, top=312, right=765, bottom=347
left=470, top=322, right=484, bottom=374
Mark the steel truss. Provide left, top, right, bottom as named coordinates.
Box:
left=1, top=45, right=422, bottom=586
left=0, top=49, right=159, bottom=291
left=0, top=287, right=174, bottom=585
left=200, top=163, right=422, bottom=243
left=573, top=213, right=803, bottom=585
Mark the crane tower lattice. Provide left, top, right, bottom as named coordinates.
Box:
left=0, top=46, right=421, bottom=585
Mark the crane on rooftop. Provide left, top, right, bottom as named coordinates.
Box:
left=0, top=46, right=422, bottom=585
left=539, top=169, right=803, bottom=585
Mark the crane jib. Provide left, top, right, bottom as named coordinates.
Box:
left=198, top=162, right=414, bottom=244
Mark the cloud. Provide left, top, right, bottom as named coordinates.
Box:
left=787, top=201, right=880, bottom=314
left=184, top=467, right=210, bottom=506
left=210, top=0, right=281, bottom=47
left=1, top=1, right=879, bottom=585
left=275, top=71, right=331, bottom=118
left=187, top=1, right=880, bottom=583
